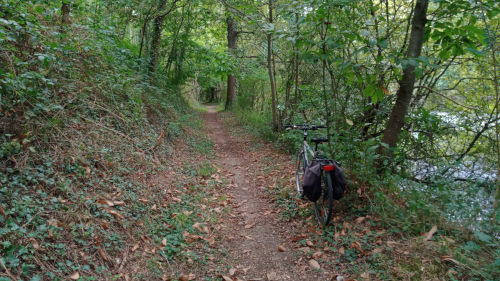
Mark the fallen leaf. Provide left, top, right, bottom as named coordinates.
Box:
left=138, top=198, right=149, bottom=203
left=267, top=271, right=277, bottom=280
left=441, top=256, right=462, bottom=266
left=183, top=231, right=201, bottom=243
left=372, top=248, right=383, bottom=254
left=106, top=209, right=124, bottom=219
left=312, top=251, right=323, bottom=259
left=339, top=247, right=345, bottom=255
left=244, top=222, right=256, bottom=229
left=69, top=272, right=80, bottom=280
left=0, top=205, right=5, bottom=217
left=298, top=247, right=311, bottom=253
left=354, top=217, right=366, bottom=224
left=203, top=236, right=215, bottom=246
left=98, top=247, right=108, bottom=261
left=306, top=240, right=314, bottom=247
left=221, top=276, right=232, bottom=281
left=101, top=220, right=109, bottom=229
left=193, top=222, right=204, bottom=232
left=309, top=259, right=320, bottom=270
left=202, top=225, right=210, bottom=233
left=132, top=244, right=139, bottom=252
left=278, top=245, right=287, bottom=252
left=229, top=268, right=237, bottom=276
left=342, top=221, right=351, bottom=230
left=291, top=234, right=307, bottom=242
left=351, top=241, right=366, bottom=255
left=423, top=225, right=438, bottom=241
left=161, top=238, right=167, bottom=246
left=178, top=273, right=195, bottom=281
left=386, top=241, right=397, bottom=248
left=360, top=272, right=370, bottom=279
left=113, top=200, right=125, bottom=206
left=29, top=238, right=40, bottom=250
left=242, top=267, right=251, bottom=274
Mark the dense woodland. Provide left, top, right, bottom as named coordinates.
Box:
left=1, top=0, right=499, bottom=280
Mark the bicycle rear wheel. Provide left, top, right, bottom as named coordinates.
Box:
left=314, top=171, right=334, bottom=225
left=295, top=150, right=305, bottom=197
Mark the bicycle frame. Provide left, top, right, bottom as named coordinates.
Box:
left=302, top=141, right=315, bottom=165
left=301, top=128, right=315, bottom=166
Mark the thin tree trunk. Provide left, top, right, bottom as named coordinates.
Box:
left=380, top=0, right=429, bottom=150
left=139, top=17, right=150, bottom=58
left=61, top=0, right=70, bottom=26
left=148, top=0, right=168, bottom=72
left=289, top=13, right=300, bottom=123
left=320, top=11, right=331, bottom=148
left=267, top=0, right=278, bottom=131
left=225, top=14, right=237, bottom=110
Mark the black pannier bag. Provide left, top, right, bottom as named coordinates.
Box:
left=331, top=161, right=346, bottom=200
left=302, top=160, right=322, bottom=201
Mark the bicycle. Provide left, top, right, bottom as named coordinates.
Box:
left=284, top=123, right=337, bottom=225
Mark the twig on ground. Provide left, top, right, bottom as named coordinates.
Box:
left=150, top=129, right=166, bottom=152
left=0, top=257, right=17, bottom=280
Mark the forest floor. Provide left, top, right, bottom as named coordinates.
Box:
left=191, top=106, right=346, bottom=281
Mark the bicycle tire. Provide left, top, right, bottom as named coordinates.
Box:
left=314, top=171, right=334, bottom=225
left=295, top=150, right=305, bottom=197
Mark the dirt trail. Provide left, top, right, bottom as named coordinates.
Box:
left=201, top=106, right=325, bottom=281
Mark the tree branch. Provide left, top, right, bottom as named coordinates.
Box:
left=415, top=86, right=478, bottom=110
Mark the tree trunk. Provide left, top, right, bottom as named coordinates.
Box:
left=139, top=17, right=150, bottom=58
left=61, top=0, right=70, bottom=26
left=165, top=5, right=186, bottom=77
left=225, top=15, right=238, bottom=110
left=267, top=0, right=279, bottom=131
left=148, top=0, right=168, bottom=72
left=380, top=0, right=429, bottom=149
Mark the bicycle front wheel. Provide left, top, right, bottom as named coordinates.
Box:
left=314, top=171, right=334, bottom=225
left=295, top=150, right=305, bottom=197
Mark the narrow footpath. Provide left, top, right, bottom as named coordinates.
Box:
left=201, top=106, right=328, bottom=281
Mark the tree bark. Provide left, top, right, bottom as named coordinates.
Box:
left=225, top=15, right=238, bottom=110
left=165, top=4, right=186, bottom=76
left=380, top=0, right=429, bottom=149
left=267, top=0, right=279, bottom=131
left=148, top=0, right=168, bottom=72
left=139, top=16, right=150, bottom=58
left=61, top=0, right=70, bottom=26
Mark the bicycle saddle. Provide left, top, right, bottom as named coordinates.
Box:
left=311, top=137, right=328, bottom=143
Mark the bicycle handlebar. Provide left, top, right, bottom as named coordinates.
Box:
left=284, top=124, right=327, bottom=131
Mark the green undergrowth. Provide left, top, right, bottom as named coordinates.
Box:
left=230, top=108, right=279, bottom=143
left=0, top=2, right=224, bottom=280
